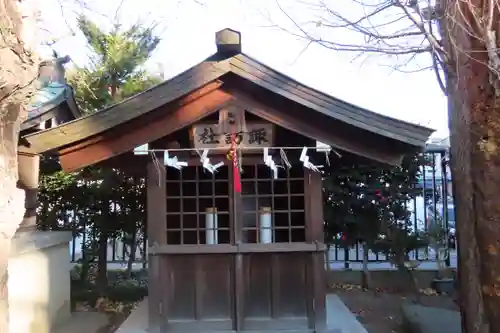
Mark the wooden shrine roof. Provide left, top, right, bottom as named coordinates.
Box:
left=22, top=29, right=434, bottom=170
left=22, top=55, right=80, bottom=131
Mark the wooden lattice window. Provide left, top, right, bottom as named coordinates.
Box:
left=241, top=164, right=305, bottom=243
left=166, top=166, right=231, bottom=245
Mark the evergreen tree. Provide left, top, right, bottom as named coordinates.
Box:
left=323, top=153, right=429, bottom=272
left=39, top=16, right=161, bottom=291
left=69, top=15, right=161, bottom=113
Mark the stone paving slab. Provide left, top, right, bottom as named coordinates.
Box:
left=116, top=296, right=367, bottom=333
left=401, top=304, right=461, bottom=333
left=52, top=311, right=109, bottom=333
left=326, top=294, right=368, bottom=333
left=115, top=299, right=148, bottom=333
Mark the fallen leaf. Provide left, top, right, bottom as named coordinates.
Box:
left=419, top=288, right=438, bottom=296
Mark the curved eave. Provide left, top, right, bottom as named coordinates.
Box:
left=23, top=62, right=230, bottom=153
left=21, top=86, right=81, bottom=131
left=23, top=52, right=434, bottom=156
left=230, top=54, right=434, bottom=147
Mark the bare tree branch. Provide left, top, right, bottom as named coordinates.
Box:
left=265, top=0, right=500, bottom=95
left=262, top=0, right=443, bottom=92
left=270, top=0, right=432, bottom=56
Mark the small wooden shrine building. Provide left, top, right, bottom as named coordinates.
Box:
left=22, top=29, right=433, bottom=333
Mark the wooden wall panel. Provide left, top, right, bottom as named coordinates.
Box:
left=243, top=254, right=272, bottom=318
left=163, top=254, right=234, bottom=332
left=168, top=257, right=196, bottom=320
left=272, top=253, right=307, bottom=318
left=241, top=253, right=309, bottom=331
left=197, top=255, right=233, bottom=319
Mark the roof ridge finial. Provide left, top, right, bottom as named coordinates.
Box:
left=215, top=28, right=241, bottom=55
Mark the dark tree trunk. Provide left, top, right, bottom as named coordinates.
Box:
left=97, top=227, right=108, bottom=294
left=361, top=243, right=370, bottom=289
left=445, top=0, right=500, bottom=331
left=125, top=230, right=137, bottom=279
left=448, top=72, right=489, bottom=333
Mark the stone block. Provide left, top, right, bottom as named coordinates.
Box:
left=401, top=303, right=461, bottom=333
left=8, top=231, right=72, bottom=333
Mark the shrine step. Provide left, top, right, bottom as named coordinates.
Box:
left=116, top=297, right=365, bottom=333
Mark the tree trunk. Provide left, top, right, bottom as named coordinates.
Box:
left=444, top=0, right=500, bottom=331
left=468, top=79, right=500, bottom=331
left=0, top=109, right=26, bottom=333
left=0, top=0, right=38, bottom=332
left=125, top=230, right=137, bottom=279
left=97, top=227, right=108, bottom=294
left=97, top=188, right=112, bottom=294
left=361, top=243, right=370, bottom=289
left=325, top=244, right=331, bottom=271
left=448, top=71, right=488, bottom=331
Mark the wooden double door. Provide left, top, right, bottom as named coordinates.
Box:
left=149, top=164, right=327, bottom=332
left=159, top=248, right=322, bottom=333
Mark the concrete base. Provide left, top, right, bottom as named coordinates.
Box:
left=116, top=295, right=367, bottom=333
left=9, top=231, right=73, bottom=333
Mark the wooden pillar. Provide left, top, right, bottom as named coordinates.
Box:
left=305, top=170, right=327, bottom=332
left=147, top=153, right=167, bottom=332
left=17, top=152, right=40, bottom=232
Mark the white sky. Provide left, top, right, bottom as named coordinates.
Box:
left=38, top=0, right=448, bottom=139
